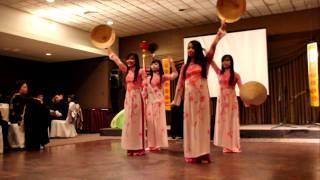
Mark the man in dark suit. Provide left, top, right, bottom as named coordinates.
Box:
left=49, top=94, right=68, bottom=120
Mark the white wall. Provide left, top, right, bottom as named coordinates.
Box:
left=0, top=5, right=119, bottom=58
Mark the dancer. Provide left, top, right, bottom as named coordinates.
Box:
left=109, top=51, right=146, bottom=156
left=172, top=21, right=226, bottom=163
left=211, top=53, right=245, bottom=153
left=143, top=58, right=178, bottom=151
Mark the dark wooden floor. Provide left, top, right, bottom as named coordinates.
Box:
left=1, top=139, right=319, bottom=180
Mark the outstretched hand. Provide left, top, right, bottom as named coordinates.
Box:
left=107, top=49, right=116, bottom=61
left=168, top=56, right=174, bottom=63
left=220, top=19, right=227, bottom=31
left=170, top=101, right=178, bottom=107
left=216, top=20, right=227, bottom=40
left=244, top=102, right=250, bottom=107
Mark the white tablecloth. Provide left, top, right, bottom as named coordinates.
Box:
left=0, top=103, right=9, bottom=122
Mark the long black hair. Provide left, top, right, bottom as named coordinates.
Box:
left=221, top=54, right=236, bottom=86
left=68, top=94, right=77, bottom=103
left=183, top=40, right=207, bottom=79
left=14, top=80, right=27, bottom=93
left=149, top=59, right=164, bottom=86
left=126, top=53, right=140, bottom=82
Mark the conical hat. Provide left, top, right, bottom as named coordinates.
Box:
left=240, top=81, right=267, bottom=106
left=90, top=24, right=116, bottom=49
left=216, top=0, right=246, bottom=23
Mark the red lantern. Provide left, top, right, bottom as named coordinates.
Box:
left=139, top=41, right=149, bottom=53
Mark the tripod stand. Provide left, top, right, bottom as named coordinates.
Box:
left=272, top=69, right=296, bottom=129
left=307, top=109, right=320, bottom=128
left=306, top=89, right=320, bottom=128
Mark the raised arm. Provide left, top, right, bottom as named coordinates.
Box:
left=236, top=73, right=243, bottom=89
left=108, top=50, right=127, bottom=73
left=206, top=21, right=226, bottom=71
left=139, top=68, right=148, bottom=91
left=163, top=57, right=178, bottom=81
left=210, top=57, right=221, bottom=75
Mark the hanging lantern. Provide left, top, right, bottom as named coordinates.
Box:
left=139, top=41, right=149, bottom=53
left=139, top=41, right=149, bottom=68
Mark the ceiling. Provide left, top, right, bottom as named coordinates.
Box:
left=0, top=0, right=319, bottom=37
left=0, top=31, right=105, bottom=62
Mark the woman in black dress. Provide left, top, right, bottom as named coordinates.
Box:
left=24, top=91, right=50, bottom=150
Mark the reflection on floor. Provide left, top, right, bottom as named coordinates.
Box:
left=1, top=135, right=320, bottom=180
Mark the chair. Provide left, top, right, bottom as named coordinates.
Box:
left=50, top=102, right=77, bottom=138
left=74, top=104, right=83, bottom=132
left=8, top=123, right=25, bottom=148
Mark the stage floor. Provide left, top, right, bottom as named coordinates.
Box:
left=240, top=124, right=320, bottom=131
left=1, top=138, right=319, bottom=179
left=240, top=124, right=320, bottom=139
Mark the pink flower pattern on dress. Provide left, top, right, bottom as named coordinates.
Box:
left=120, top=67, right=145, bottom=151
left=213, top=68, right=242, bottom=153
left=184, top=112, right=189, bottom=120
left=143, top=73, right=177, bottom=149
left=174, top=63, right=211, bottom=158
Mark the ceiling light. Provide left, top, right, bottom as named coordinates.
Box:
left=46, top=0, right=55, bottom=3
left=46, top=53, right=52, bottom=56
left=84, top=10, right=98, bottom=15
left=34, top=10, right=47, bottom=17
left=178, top=8, right=193, bottom=12
left=107, top=20, right=114, bottom=25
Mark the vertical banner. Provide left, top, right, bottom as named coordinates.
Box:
left=307, top=42, right=319, bottom=107
left=162, top=58, right=171, bottom=111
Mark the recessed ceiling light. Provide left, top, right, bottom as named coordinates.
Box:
left=84, top=11, right=98, bottom=15
left=46, top=53, right=52, bottom=56
left=107, top=20, right=114, bottom=25
left=46, top=0, right=55, bottom=3
left=178, top=8, right=193, bottom=12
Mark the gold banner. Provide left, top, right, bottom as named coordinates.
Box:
left=162, top=59, right=171, bottom=111
left=307, top=42, right=319, bottom=107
